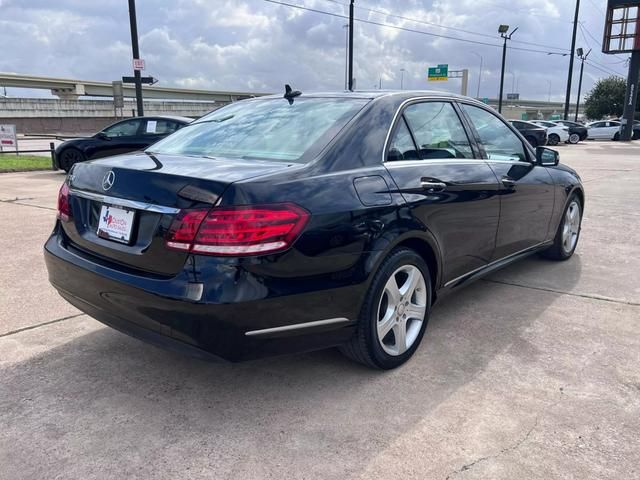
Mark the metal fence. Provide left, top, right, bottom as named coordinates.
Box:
left=0, top=140, right=58, bottom=170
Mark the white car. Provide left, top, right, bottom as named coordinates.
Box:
left=530, top=120, right=570, bottom=146
left=586, top=120, right=622, bottom=140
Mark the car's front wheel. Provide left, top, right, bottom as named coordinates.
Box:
left=568, top=133, right=580, bottom=144
left=548, top=133, right=560, bottom=146
left=59, top=148, right=86, bottom=172
left=542, top=194, right=582, bottom=261
left=340, top=248, right=431, bottom=369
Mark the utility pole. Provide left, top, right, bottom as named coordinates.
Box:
left=348, top=0, right=354, bottom=91
left=574, top=48, right=591, bottom=122
left=498, top=25, right=517, bottom=114
left=128, top=0, right=144, bottom=116
left=564, top=0, right=581, bottom=120
left=400, top=68, right=406, bottom=89
left=621, top=51, right=639, bottom=141
left=343, top=24, right=349, bottom=90
left=472, top=52, right=483, bottom=98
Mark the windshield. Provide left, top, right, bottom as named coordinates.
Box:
left=148, top=97, right=368, bottom=162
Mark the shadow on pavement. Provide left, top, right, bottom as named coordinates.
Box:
left=0, top=256, right=582, bottom=480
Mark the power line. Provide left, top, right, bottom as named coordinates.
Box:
left=317, top=0, right=569, bottom=51
left=262, top=0, right=570, bottom=56
left=577, top=22, right=628, bottom=74
left=584, top=60, right=625, bottom=78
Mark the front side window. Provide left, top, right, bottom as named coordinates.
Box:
left=148, top=98, right=368, bottom=162
left=462, top=104, right=527, bottom=162
left=102, top=119, right=142, bottom=138
left=403, top=102, right=473, bottom=159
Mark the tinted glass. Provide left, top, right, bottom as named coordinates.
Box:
left=403, top=102, right=473, bottom=159
left=462, top=104, right=527, bottom=162
left=149, top=98, right=368, bottom=162
left=102, top=119, right=142, bottom=137
left=387, top=119, right=418, bottom=161
left=591, top=122, right=605, bottom=128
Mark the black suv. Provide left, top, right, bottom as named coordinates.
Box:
left=509, top=120, right=548, bottom=148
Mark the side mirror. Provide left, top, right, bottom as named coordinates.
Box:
left=95, top=132, right=111, bottom=141
left=536, top=146, right=559, bottom=166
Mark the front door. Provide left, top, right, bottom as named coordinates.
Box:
left=460, top=103, right=555, bottom=259
left=383, top=100, right=501, bottom=285
left=93, top=118, right=145, bottom=159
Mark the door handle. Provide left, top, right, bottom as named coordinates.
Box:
left=420, top=181, right=447, bottom=192
left=501, top=176, right=517, bottom=188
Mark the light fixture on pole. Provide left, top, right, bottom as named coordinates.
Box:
left=498, top=24, right=518, bottom=114
left=574, top=47, right=591, bottom=122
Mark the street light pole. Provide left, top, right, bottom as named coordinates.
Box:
left=498, top=25, right=517, bottom=114
left=127, top=0, right=144, bottom=116
left=564, top=0, right=581, bottom=120
left=574, top=48, right=591, bottom=122
left=400, top=68, right=406, bottom=90
left=472, top=52, right=483, bottom=98
left=348, top=0, right=354, bottom=91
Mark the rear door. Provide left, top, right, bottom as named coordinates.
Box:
left=140, top=118, right=183, bottom=147
left=383, top=100, right=501, bottom=285
left=459, top=103, right=555, bottom=259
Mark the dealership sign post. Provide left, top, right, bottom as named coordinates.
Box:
left=0, top=124, right=17, bottom=152
left=603, top=0, right=640, bottom=141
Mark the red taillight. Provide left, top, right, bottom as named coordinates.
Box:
left=165, top=203, right=309, bottom=256
left=57, top=182, right=71, bottom=222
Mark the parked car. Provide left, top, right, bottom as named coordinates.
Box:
left=45, top=90, right=584, bottom=369
left=587, top=120, right=623, bottom=140
left=529, top=120, right=570, bottom=146
left=509, top=120, right=548, bottom=147
left=55, top=115, right=192, bottom=171
left=554, top=120, right=588, bottom=143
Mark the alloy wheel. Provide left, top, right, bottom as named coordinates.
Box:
left=562, top=200, right=581, bottom=254
left=376, top=265, right=427, bottom=356
left=569, top=133, right=580, bottom=144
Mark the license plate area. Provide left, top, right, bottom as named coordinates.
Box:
left=97, top=204, right=136, bottom=244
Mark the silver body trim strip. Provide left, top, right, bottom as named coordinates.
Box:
left=444, top=241, right=550, bottom=288
left=245, top=317, right=350, bottom=337
left=69, top=189, right=180, bottom=214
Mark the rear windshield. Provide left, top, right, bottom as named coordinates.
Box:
left=147, top=97, right=368, bottom=163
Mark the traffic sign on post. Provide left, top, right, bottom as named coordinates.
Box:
left=427, top=64, right=448, bottom=81
left=132, top=58, right=145, bottom=71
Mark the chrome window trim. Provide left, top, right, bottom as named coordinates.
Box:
left=69, top=188, right=180, bottom=214
left=245, top=317, right=350, bottom=337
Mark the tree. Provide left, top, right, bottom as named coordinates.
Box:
left=583, top=76, right=627, bottom=120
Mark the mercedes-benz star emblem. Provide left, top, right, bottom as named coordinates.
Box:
left=102, top=171, right=115, bottom=191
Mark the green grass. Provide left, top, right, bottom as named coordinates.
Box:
left=0, top=154, right=54, bottom=173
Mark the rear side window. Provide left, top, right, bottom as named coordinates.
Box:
left=462, top=104, right=527, bottom=162
left=387, top=119, right=419, bottom=161
left=143, top=120, right=181, bottom=135
left=403, top=102, right=473, bottom=159
left=148, top=98, right=368, bottom=163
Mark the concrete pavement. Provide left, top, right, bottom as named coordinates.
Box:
left=1, top=142, right=639, bottom=479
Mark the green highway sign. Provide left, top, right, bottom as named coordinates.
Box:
left=428, top=64, right=448, bottom=81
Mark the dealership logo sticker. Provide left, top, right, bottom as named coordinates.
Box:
left=102, top=170, right=115, bottom=191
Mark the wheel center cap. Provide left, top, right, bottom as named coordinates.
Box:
left=397, top=303, right=406, bottom=316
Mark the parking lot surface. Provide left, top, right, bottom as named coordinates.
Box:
left=1, top=142, right=639, bottom=479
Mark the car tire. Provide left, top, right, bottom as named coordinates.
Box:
left=525, top=136, right=539, bottom=148
left=613, top=132, right=620, bottom=141
left=568, top=133, right=580, bottom=144
left=59, top=148, right=86, bottom=172
left=633, top=131, right=640, bottom=140
left=340, top=248, right=432, bottom=369
left=548, top=134, right=560, bottom=146
left=541, top=194, right=582, bottom=261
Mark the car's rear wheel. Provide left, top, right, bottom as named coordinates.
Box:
left=568, top=133, right=580, bottom=144
left=59, top=148, right=86, bottom=172
left=525, top=135, right=539, bottom=148
left=548, top=133, right=560, bottom=146
left=340, top=248, right=431, bottom=369
left=542, top=194, right=582, bottom=261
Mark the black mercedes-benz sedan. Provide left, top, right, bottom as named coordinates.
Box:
left=45, top=90, right=584, bottom=369
left=55, top=115, right=192, bottom=172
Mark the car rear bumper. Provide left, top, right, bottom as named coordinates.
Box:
left=44, top=232, right=361, bottom=362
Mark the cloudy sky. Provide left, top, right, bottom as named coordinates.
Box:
left=0, top=0, right=630, bottom=101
